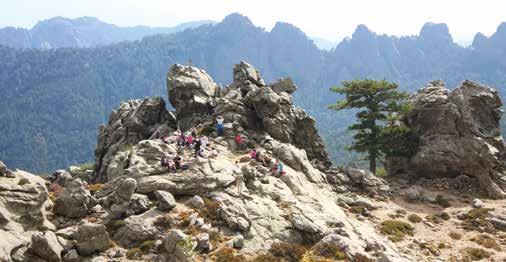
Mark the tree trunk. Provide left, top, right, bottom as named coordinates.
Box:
left=369, top=154, right=376, bottom=174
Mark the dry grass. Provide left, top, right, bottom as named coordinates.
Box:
left=268, top=242, right=308, bottom=262
left=462, top=247, right=492, bottom=261
left=449, top=231, right=462, bottom=240
left=212, top=247, right=246, bottom=262
left=87, top=183, right=103, bottom=195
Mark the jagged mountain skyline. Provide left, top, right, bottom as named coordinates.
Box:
left=2, top=12, right=506, bottom=173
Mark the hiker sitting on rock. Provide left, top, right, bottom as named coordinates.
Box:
left=249, top=149, right=257, bottom=160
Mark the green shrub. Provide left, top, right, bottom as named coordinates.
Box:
left=433, top=195, right=451, bottom=207
left=375, top=167, right=387, bottom=177
left=407, top=214, right=422, bottom=223
left=77, top=162, right=95, bottom=171
left=126, top=247, right=142, bottom=259
left=379, top=220, right=414, bottom=242
left=17, top=178, right=30, bottom=186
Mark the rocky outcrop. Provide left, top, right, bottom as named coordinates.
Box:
left=387, top=80, right=506, bottom=198
left=96, top=177, right=137, bottom=219
left=0, top=169, right=54, bottom=259
left=75, top=223, right=110, bottom=256
left=53, top=179, right=97, bottom=218
left=94, top=97, right=176, bottom=182
left=167, top=61, right=331, bottom=169
left=0, top=160, right=14, bottom=178
left=167, top=64, right=219, bottom=129
left=159, top=229, right=193, bottom=262
left=29, top=231, right=63, bottom=262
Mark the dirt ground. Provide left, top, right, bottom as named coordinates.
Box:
left=345, top=180, right=506, bottom=261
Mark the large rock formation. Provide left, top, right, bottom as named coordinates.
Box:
left=0, top=167, right=54, bottom=259
left=388, top=80, right=506, bottom=198
left=94, top=97, right=176, bottom=182
left=167, top=61, right=331, bottom=169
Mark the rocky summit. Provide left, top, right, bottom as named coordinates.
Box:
left=1, top=62, right=506, bottom=261
left=387, top=80, right=506, bottom=199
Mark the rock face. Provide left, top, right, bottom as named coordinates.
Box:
left=166, top=61, right=331, bottom=169
left=388, top=80, right=506, bottom=198
left=0, top=160, right=15, bottom=178
left=94, top=97, right=176, bottom=182
left=96, top=177, right=137, bottom=219
left=29, top=231, right=63, bottom=262
left=0, top=170, right=54, bottom=258
left=75, top=223, right=110, bottom=256
left=53, top=179, right=97, bottom=218
left=167, top=64, right=219, bottom=129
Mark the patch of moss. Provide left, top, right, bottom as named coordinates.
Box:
left=449, top=232, right=462, bottom=240
left=140, top=240, right=156, bottom=252
left=269, top=242, right=308, bottom=262
left=407, top=214, right=422, bottom=223
left=379, top=220, right=414, bottom=242
left=425, top=214, right=444, bottom=224
left=350, top=205, right=367, bottom=215
left=470, top=234, right=501, bottom=251
left=463, top=247, right=492, bottom=261
left=17, top=178, right=30, bottom=186
left=126, top=247, right=142, bottom=259
left=106, top=219, right=126, bottom=234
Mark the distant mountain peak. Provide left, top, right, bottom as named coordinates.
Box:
left=419, top=22, right=452, bottom=43
left=221, top=13, right=253, bottom=27
left=351, top=24, right=376, bottom=41
left=271, top=22, right=305, bottom=36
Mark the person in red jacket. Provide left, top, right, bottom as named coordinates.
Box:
left=235, top=133, right=245, bottom=151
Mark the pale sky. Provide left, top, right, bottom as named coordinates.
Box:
left=1, top=0, right=506, bottom=43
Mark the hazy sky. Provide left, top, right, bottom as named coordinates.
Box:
left=2, top=0, right=506, bottom=43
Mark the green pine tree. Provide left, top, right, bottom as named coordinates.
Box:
left=329, top=79, right=409, bottom=174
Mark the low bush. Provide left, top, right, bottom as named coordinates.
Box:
left=463, top=247, right=492, bottom=261
left=251, top=253, right=281, bottom=262
left=470, top=234, right=501, bottom=251
left=196, top=198, right=221, bottom=226
left=269, top=242, right=308, bottom=262
left=379, top=220, right=414, bottom=242
left=449, top=232, right=462, bottom=240
left=407, top=214, right=422, bottom=223
left=126, top=247, right=142, bottom=259
left=77, top=162, right=95, bottom=171
left=17, top=178, right=30, bottom=186
left=312, top=242, right=346, bottom=259
left=433, top=195, right=451, bottom=208
left=153, top=215, right=175, bottom=229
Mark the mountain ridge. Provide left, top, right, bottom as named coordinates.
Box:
left=1, top=13, right=506, bottom=172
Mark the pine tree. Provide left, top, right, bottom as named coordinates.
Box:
left=329, top=79, right=408, bottom=174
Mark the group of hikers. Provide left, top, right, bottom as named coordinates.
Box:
left=159, top=115, right=286, bottom=195
left=160, top=127, right=218, bottom=172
